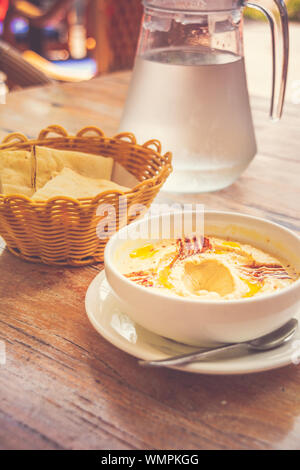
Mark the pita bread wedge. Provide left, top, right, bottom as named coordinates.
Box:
left=0, top=150, right=33, bottom=196
left=2, top=184, right=34, bottom=197
left=32, top=167, right=129, bottom=200
left=36, top=146, right=114, bottom=189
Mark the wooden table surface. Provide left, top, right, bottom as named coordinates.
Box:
left=0, top=73, right=300, bottom=450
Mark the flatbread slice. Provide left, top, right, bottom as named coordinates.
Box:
left=32, top=167, right=129, bottom=200
left=2, top=184, right=34, bottom=197
left=0, top=150, right=32, bottom=195
left=36, top=146, right=114, bottom=189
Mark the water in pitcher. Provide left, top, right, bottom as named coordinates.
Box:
left=119, top=47, right=257, bottom=193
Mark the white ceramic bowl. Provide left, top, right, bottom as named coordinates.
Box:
left=104, top=211, right=300, bottom=346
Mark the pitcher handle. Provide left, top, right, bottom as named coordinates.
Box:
left=245, top=0, right=289, bottom=120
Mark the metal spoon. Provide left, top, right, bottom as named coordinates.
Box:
left=139, top=318, right=298, bottom=368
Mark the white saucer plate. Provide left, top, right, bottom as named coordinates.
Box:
left=85, top=272, right=300, bottom=375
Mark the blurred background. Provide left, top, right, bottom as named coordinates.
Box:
left=0, top=0, right=142, bottom=88
left=0, top=0, right=299, bottom=104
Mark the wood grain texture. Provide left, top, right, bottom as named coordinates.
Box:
left=0, top=73, right=300, bottom=450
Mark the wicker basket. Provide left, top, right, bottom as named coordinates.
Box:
left=0, top=125, right=172, bottom=266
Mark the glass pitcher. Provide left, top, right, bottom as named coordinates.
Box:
left=119, top=0, right=289, bottom=193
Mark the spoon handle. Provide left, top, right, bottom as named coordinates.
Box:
left=139, top=343, right=243, bottom=368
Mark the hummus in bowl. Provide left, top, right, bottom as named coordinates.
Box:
left=105, top=211, right=300, bottom=346
left=119, top=237, right=298, bottom=301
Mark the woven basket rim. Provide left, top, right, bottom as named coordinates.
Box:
left=0, top=125, right=173, bottom=205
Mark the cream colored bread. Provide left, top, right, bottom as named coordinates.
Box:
left=36, top=146, right=114, bottom=189
left=0, top=150, right=33, bottom=196
left=2, top=184, right=34, bottom=197
left=32, top=167, right=129, bottom=200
